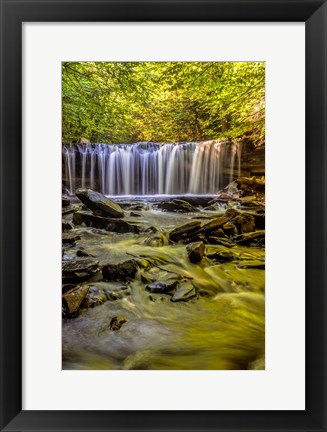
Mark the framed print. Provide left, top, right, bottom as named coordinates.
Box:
left=0, top=0, right=326, bottom=431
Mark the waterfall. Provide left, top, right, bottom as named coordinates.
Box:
left=62, top=141, right=242, bottom=196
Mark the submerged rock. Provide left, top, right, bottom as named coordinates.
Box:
left=62, top=285, right=89, bottom=317
left=237, top=260, right=265, bottom=269
left=171, top=282, right=197, bottom=302
left=186, top=241, right=205, bottom=264
left=76, top=188, right=124, bottom=218
left=102, top=259, right=138, bottom=281
left=73, top=211, right=139, bottom=233
left=62, top=258, right=100, bottom=283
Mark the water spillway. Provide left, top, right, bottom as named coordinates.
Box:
left=62, top=141, right=242, bottom=196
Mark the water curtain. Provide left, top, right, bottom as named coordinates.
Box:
left=63, top=141, right=242, bottom=195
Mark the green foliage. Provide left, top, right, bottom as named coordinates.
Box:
left=62, top=61, right=265, bottom=144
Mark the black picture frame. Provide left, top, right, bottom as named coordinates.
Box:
left=0, top=0, right=326, bottom=431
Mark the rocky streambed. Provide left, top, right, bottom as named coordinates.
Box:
left=62, top=178, right=265, bottom=370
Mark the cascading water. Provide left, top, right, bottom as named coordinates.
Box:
left=62, top=141, right=242, bottom=196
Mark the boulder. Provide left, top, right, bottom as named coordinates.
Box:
left=62, top=197, right=71, bottom=207
left=207, top=250, right=235, bottom=262
left=230, top=213, right=255, bottom=233
left=169, top=221, right=202, bottom=243
left=200, top=216, right=230, bottom=235
left=73, top=211, right=139, bottom=233
left=62, top=285, right=89, bottom=317
left=157, top=199, right=199, bottom=213
left=102, top=259, right=138, bottom=281
left=171, top=282, right=197, bottom=302
left=206, top=237, right=235, bottom=247
left=62, top=258, right=100, bottom=283
left=222, top=222, right=238, bottom=236
left=75, top=188, right=124, bottom=218
left=234, top=231, right=265, bottom=246
left=186, top=241, right=205, bottom=264
left=62, top=205, right=81, bottom=216
left=146, top=278, right=179, bottom=294
left=62, top=221, right=74, bottom=232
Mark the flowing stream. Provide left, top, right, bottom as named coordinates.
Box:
left=62, top=204, right=265, bottom=370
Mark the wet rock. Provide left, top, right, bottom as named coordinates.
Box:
left=230, top=213, right=255, bottom=233
left=146, top=278, right=179, bottom=294
left=206, top=237, right=235, bottom=247
left=62, top=258, right=100, bottom=283
left=88, top=281, right=130, bottom=301
left=62, top=197, right=71, bottom=207
left=171, top=282, right=197, bottom=302
left=62, top=285, right=89, bottom=317
left=76, top=188, right=124, bottom=218
left=207, top=250, right=235, bottom=262
left=62, top=232, right=81, bottom=244
left=234, top=230, right=265, bottom=246
left=157, top=199, right=199, bottom=213
left=144, top=233, right=168, bottom=247
left=102, top=259, right=138, bottom=281
left=130, top=211, right=142, bottom=217
left=200, top=216, right=230, bottom=235
left=222, top=222, right=238, bottom=236
left=76, top=249, right=91, bottom=257
left=62, top=221, right=74, bottom=232
left=169, top=221, right=202, bottom=243
left=81, top=285, right=107, bottom=309
left=149, top=295, right=164, bottom=303
left=73, top=211, right=139, bottom=233
left=235, top=176, right=265, bottom=195
left=62, top=205, right=81, bottom=216
left=186, top=241, right=205, bottom=264
left=110, top=316, right=127, bottom=331
left=130, top=204, right=147, bottom=211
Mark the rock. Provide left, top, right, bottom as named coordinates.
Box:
left=110, top=316, right=127, bottom=331
left=130, top=211, right=142, bottom=217
left=76, top=188, right=124, bottom=218
left=73, top=211, right=139, bottom=233
left=169, top=221, right=202, bottom=243
left=186, top=241, right=205, bottom=264
left=62, top=221, right=74, bottom=232
left=62, top=197, right=71, bottom=207
left=235, top=176, right=265, bottom=195
left=201, top=216, right=230, bottom=235
left=230, top=213, right=255, bottom=233
left=207, top=250, right=235, bottom=262
left=146, top=278, right=179, bottom=294
left=171, top=282, right=197, bottom=302
left=234, top=231, right=265, bottom=246
left=222, top=222, right=238, bottom=236
left=144, top=233, right=168, bottom=247
left=76, top=249, right=91, bottom=257
left=157, top=199, right=199, bottom=213
left=62, top=205, right=81, bottom=216
left=87, top=281, right=130, bottom=301
left=62, top=258, right=100, bottom=283
left=102, top=259, right=138, bottom=281
left=81, top=285, right=107, bottom=309
left=62, top=232, right=81, bottom=244
left=62, top=285, right=89, bottom=317
left=77, top=137, right=90, bottom=144
left=206, top=237, right=235, bottom=247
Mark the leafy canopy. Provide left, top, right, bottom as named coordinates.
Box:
left=62, top=61, right=265, bottom=144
